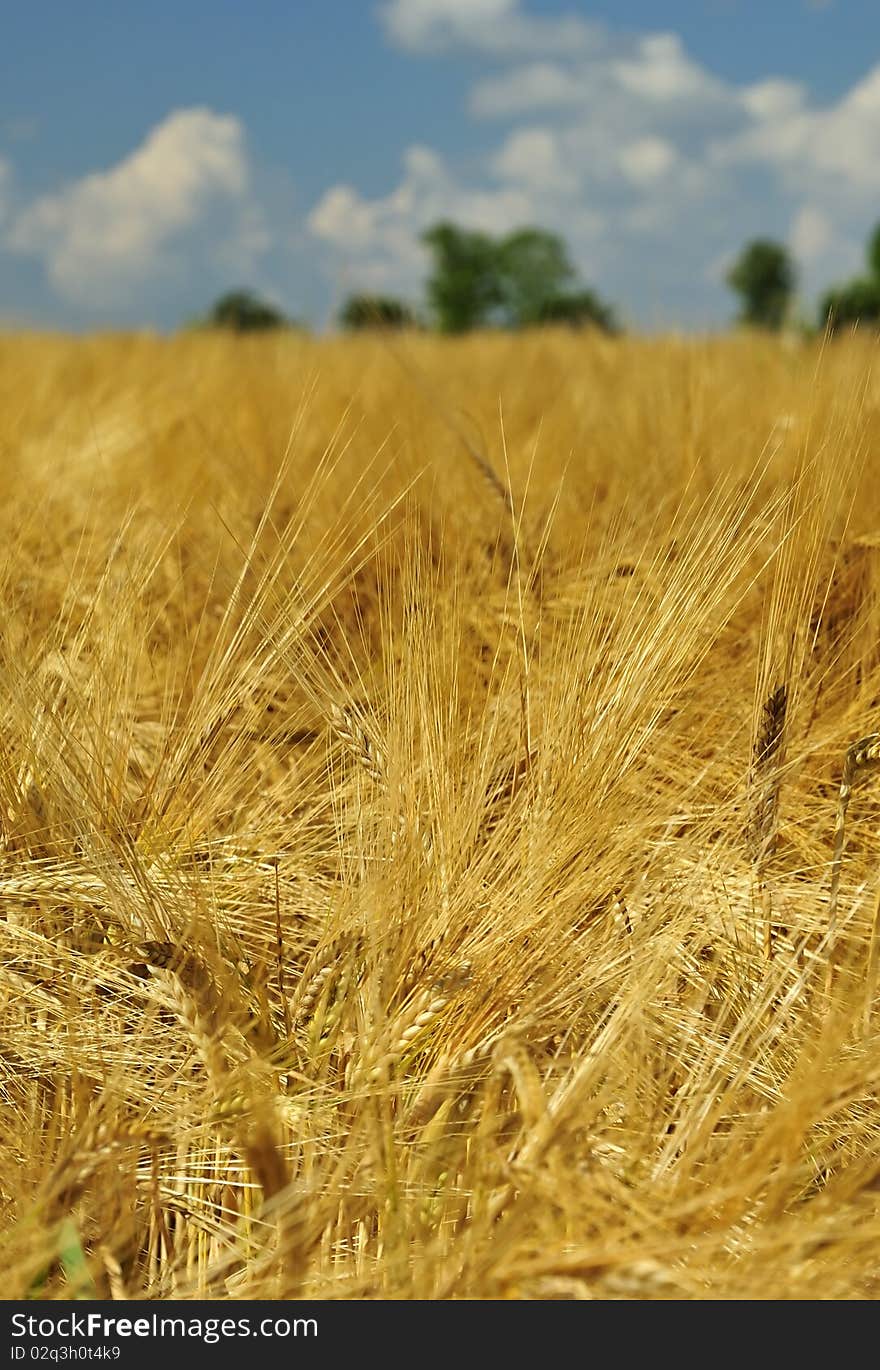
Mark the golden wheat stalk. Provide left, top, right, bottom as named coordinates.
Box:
left=828, top=733, right=880, bottom=959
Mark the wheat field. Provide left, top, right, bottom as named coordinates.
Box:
left=1, top=327, right=880, bottom=1300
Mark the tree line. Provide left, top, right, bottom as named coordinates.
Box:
left=194, top=222, right=616, bottom=336
left=726, top=225, right=880, bottom=335
left=194, top=218, right=880, bottom=337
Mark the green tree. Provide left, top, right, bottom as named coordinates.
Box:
left=820, top=277, right=880, bottom=334
left=496, top=228, right=575, bottom=326
left=537, top=288, right=617, bottom=333
left=205, top=289, right=289, bottom=332
left=726, top=240, right=796, bottom=330
left=819, top=222, right=880, bottom=335
left=338, top=294, right=416, bottom=330
left=421, top=222, right=503, bottom=333
left=421, top=220, right=617, bottom=334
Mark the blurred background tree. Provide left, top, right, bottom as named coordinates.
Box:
left=495, top=228, right=575, bottom=326
left=726, top=240, right=796, bottom=330
left=202, top=289, right=290, bottom=332
left=820, top=278, right=880, bottom=334
left=537, top=288, right=618, bottom=332
left=338, top=294, right=417, bottom=330
left=422, top=221, right=616, bottom=334
left=820, top=222, right=880, bottom=334
left=421, top=222, right=503, bottom=333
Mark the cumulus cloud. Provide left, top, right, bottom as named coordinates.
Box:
left=7, top=108, right=263, bottom=305
left=379, top=0, right=602, bottom=57
left=469, top=38, right=739, bottom=134
left=714, top=65, right=880, bottom=196
left=491, top=127, right=579, bottom=193
left=612, top=33, right=726, bottom=106
left=790, top=206, right=834, bottom=262
left=308, top=143, right=541, bottom=293
left=470, top=62, right=590, bottom=118
left=787, top=205, right=862, bottom=303
left=618, top=137, right=678, bottom=187
left=741, top=79, right=806, bottom=121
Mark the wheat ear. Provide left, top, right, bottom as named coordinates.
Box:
left=750, top=682, right=788, bottom=959
left=328, top=702, right=385, bottom=784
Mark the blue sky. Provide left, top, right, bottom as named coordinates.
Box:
left=1, top=0, right=879, bottom=330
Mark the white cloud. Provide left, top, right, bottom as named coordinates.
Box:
left=379, top=0, right=602, bottom=57
left=790, top=206, right=833, bottom=262
left=612, top=34, right=726, bottom=105
left=715, top=64, right=880, bottom=196
left=308, top=144, right=455, bottom=268
left=491, top=127, right=578, bottom=193
left=7, top=108, right=259, bottom=305
left=787, top=206, right=861, bottom=299
left=309, top=142, right=556, bottom=295
left=741, top=79, right=805, bottom=121
left=619, top=137, right=677, bottom=187
left=470, top=62, right=589, bottom=118
left=309, top=185, right=388, bottom=251
left=310, top=144, right=536, bottom=248
left=469, top=35, right=736, bottom=129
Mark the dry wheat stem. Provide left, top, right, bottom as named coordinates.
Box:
left=827, top=733, right=880, bottom=986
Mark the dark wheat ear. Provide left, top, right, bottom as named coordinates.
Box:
left=755, top=682, right=788, bottom=770
left=750, top=681, right=788, bottom=958
left=750, top=681, right=788, bottom=858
